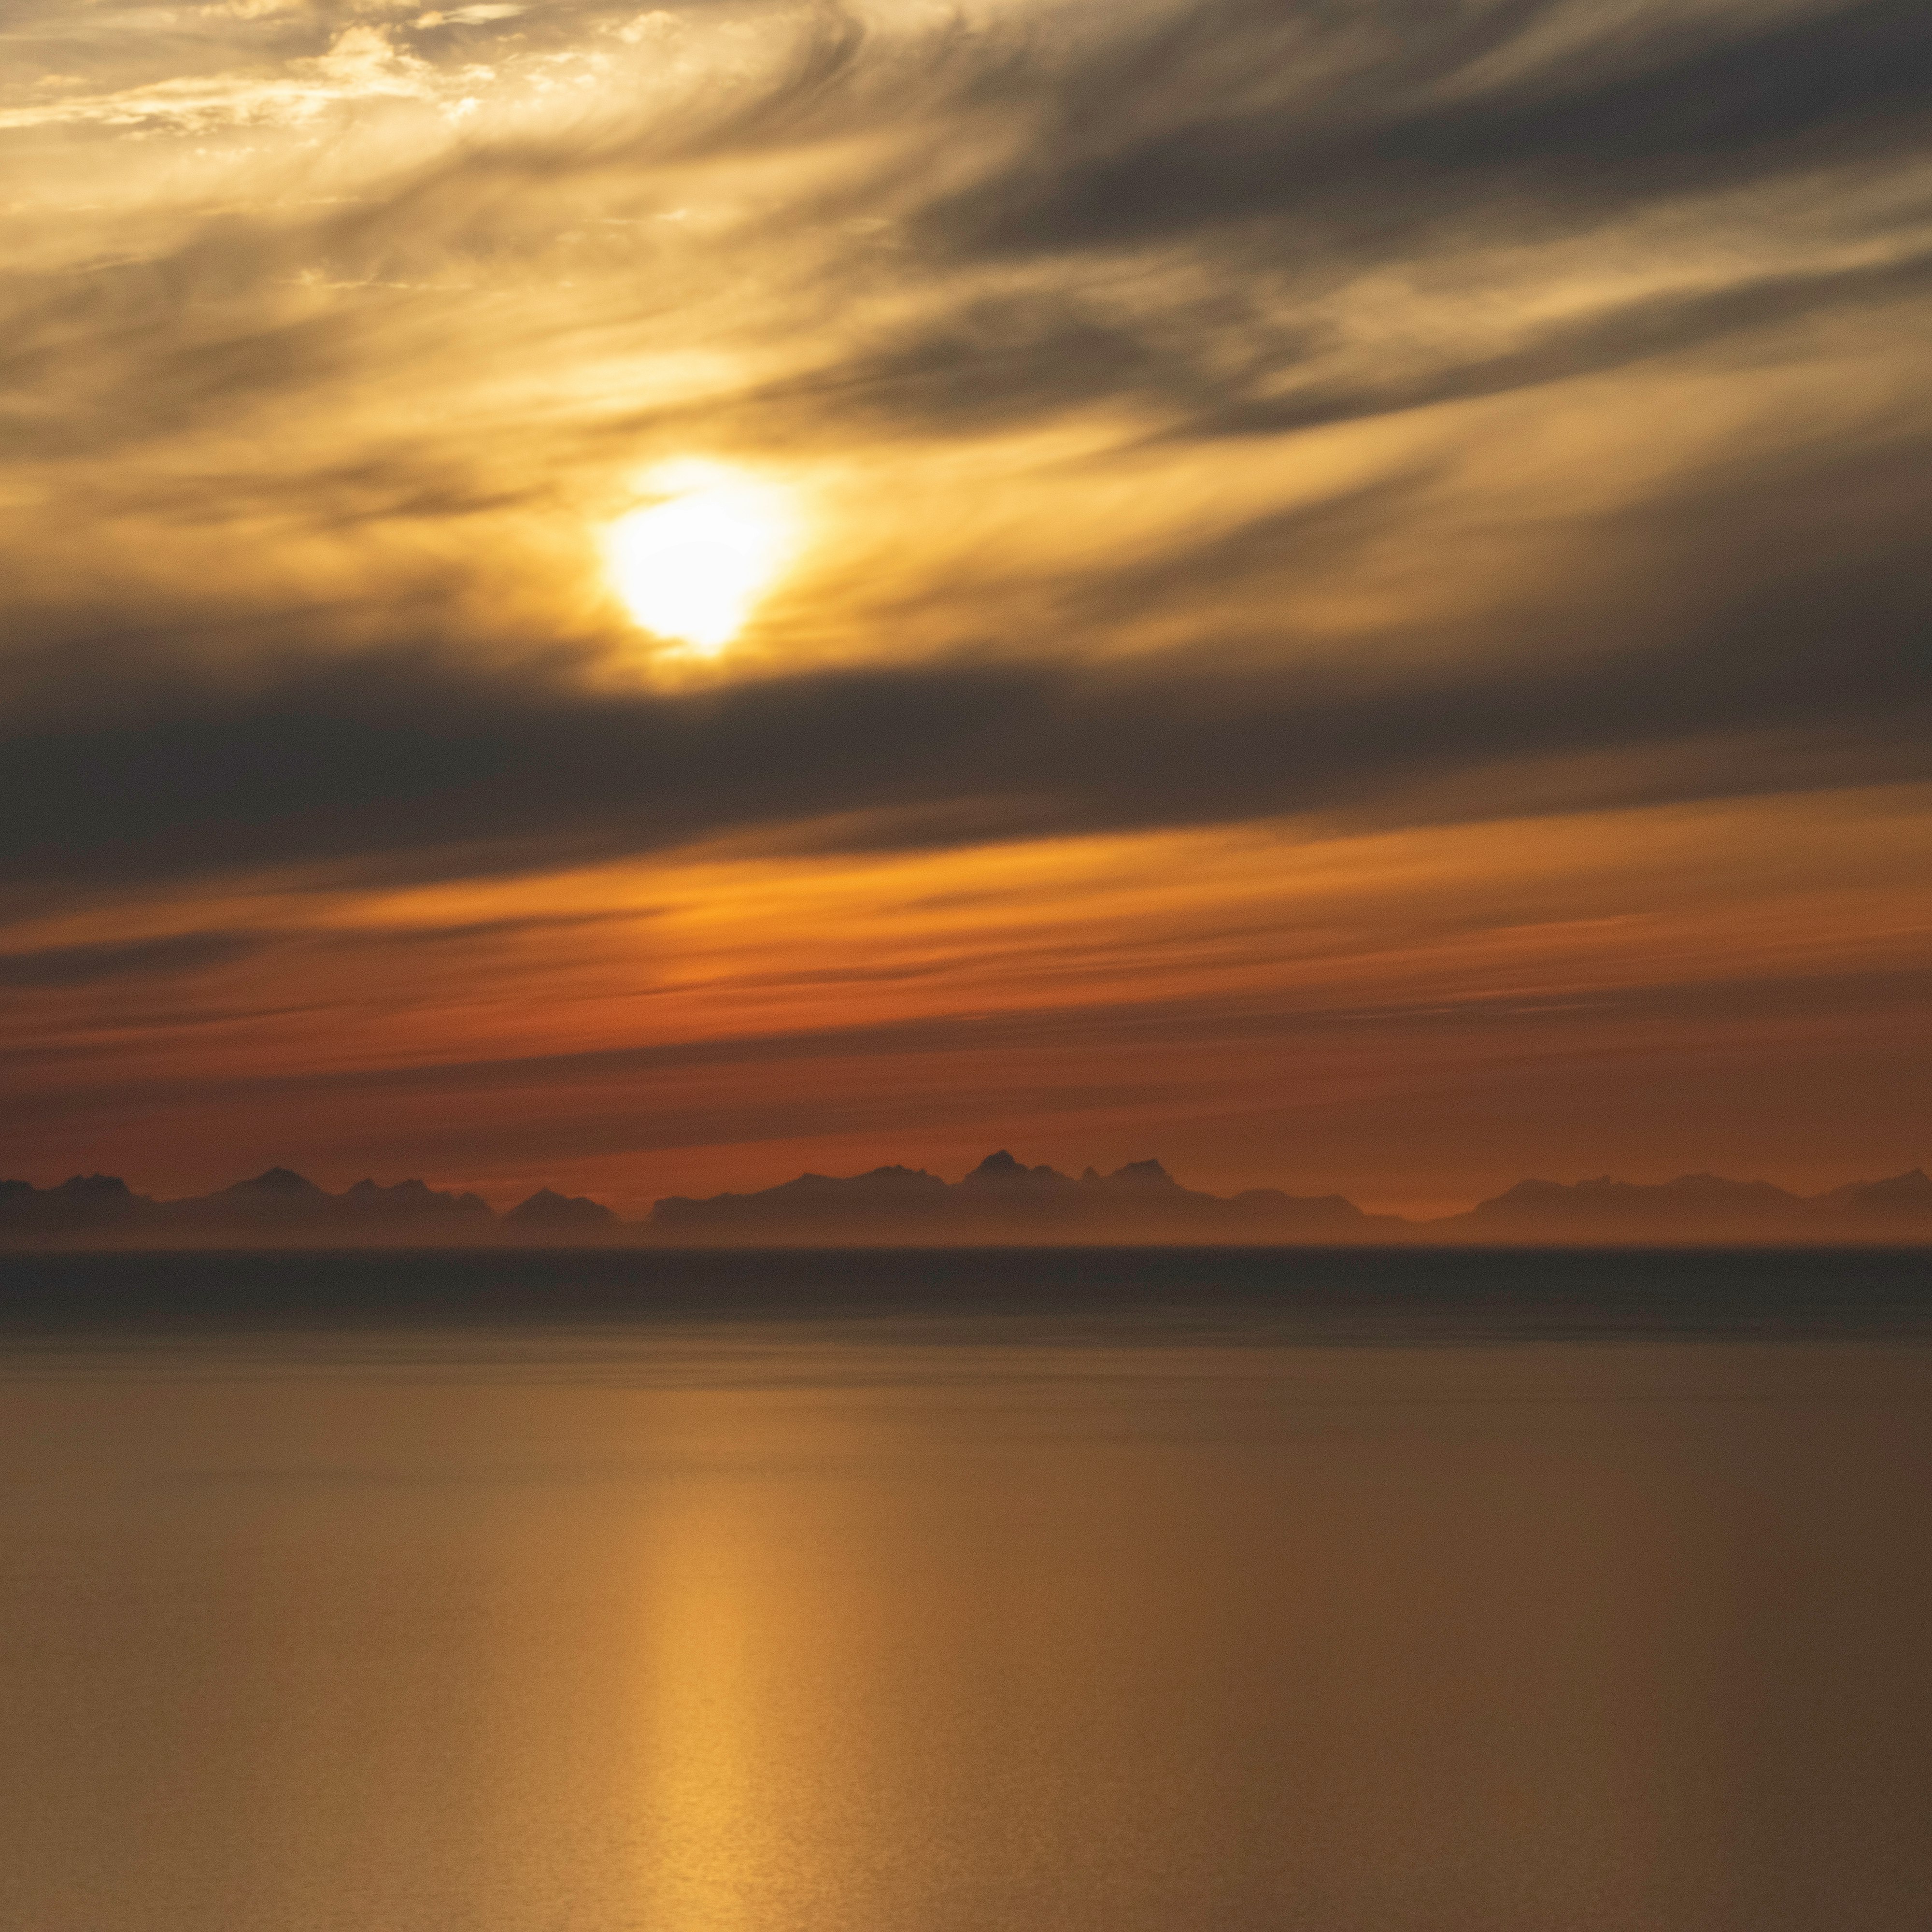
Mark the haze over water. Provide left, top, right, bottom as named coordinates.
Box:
left=3, top=1250, right=1930, bottom=1932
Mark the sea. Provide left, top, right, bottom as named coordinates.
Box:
left=3, top=1246, right=1930, bottom=1932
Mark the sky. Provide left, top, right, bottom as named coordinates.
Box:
left=2, top=0, right=1929, bottom=1215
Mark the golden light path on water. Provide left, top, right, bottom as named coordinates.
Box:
left=604, top=461, right=799, bottom=655
left=5, top=1306, right=1932, bottom=1932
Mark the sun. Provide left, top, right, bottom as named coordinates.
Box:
left=604, top=461, right=796, bottom=653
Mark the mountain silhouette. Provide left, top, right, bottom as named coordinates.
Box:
left=505, top=1188, right=616, bottom=1231
left=649, top=1151, right=1399, bottom=1243
left=179, top=1167, right=335, bottom=1223
left=1809, top=1168, right=1932, bottom=1219
left=1, top=1155, right=1928, bottom=1248
left=1439, top=1169, right=1932, bottom=1241
left=0, top=1169, right=508, bottom=1244
left=341, top=1178, right=494, bottom=1221
left=0, top=1173, right=159, bottom=1236
left=168, top=1168, right=494, bottom=1234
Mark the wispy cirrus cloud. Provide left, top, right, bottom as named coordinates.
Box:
left=0, top=26, right=474, bottom=132
left=3, top=2, right=1928, bottom=881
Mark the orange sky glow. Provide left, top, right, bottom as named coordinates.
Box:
left=3, top=0, right=1929, bottom=1213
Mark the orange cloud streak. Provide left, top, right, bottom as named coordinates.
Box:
left=6, top=783, right=1927, bottom=1216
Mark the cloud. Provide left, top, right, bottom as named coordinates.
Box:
left=3, top=487, right=1928, bottom=898
left=0, top=930, right=270, bottom=988
left=12, top=943, right=1930, bottom=1161
left=0, top=27, right=463, bottom=134
left=923, top=0, right=1932, bottom=258
left=1, top=0, right=1930, bottom=908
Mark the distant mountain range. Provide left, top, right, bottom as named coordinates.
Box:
left=2, top=1151, right=1930, bottom=1247
left=0, top=1167, right=611, bottom=1245
left=648, top=1151, right=1395, bottom=1243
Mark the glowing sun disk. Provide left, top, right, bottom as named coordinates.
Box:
left=605, top=464, right=795, bottom=653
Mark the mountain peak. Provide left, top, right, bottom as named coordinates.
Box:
left=506, top=1187, right=615, bottom=1227
left=1865, top=1167, right=1932, bottom=1193
left=1108, top=1158, right=1177, bottom=1189
left=961, top=1150, right=1079, bottom=1192
left=55, top=1173, right=135, bottom=1199
left=223, top=1166, right=327, bottom=1198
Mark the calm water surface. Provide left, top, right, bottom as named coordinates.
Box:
left=2, top=1250, right=1930, bottom=1931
